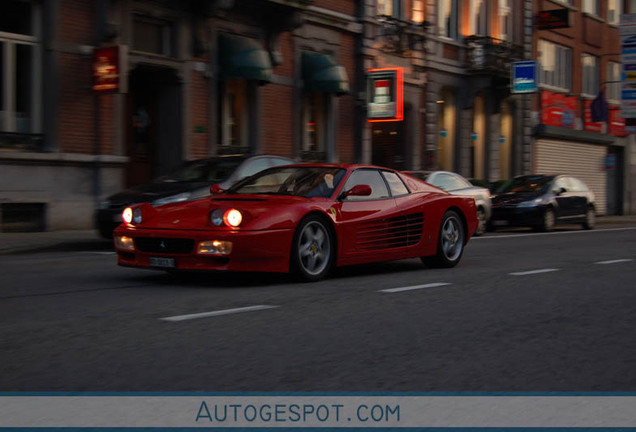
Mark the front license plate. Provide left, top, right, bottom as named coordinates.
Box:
left=149, top=257, right=175, bottom=268
left=492, top=220, right=509, bottom=226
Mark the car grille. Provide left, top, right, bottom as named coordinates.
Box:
left=356, top=213, right=424, bottom=250
left=134, top=238, right=195, bottom=254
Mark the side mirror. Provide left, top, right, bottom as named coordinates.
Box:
left=210, top=184, right=225, bottom=195
left=555, top=187, right=566, bottom=196
left=342, top=184, right=372, bottom=199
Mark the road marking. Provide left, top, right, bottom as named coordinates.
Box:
left=160, top=305, right=278, bottom=322
left=595, top=259, right=634, bottom=265
left=509, top=268, right=559, bottom=276
left=473, top=227, right=636, bottom=240
left=380, top=282, right=451, bottom=293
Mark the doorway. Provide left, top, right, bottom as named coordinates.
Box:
left=126, top=65, right=183, bottom=187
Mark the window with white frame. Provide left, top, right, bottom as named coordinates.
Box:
left=439, top=0, right=459, bottom=39
left=499, top=0, right=513, bottom=41
left=1, top=0, right=40, bottom=135
left=608, top=0, right=621, bottom=25
left=412, top=0, right=424, bottom=23
left=377, top=0, right=396, bottom=16
left=582, top=53, right=599, bottom=97
left=538, top=39, right=572, bottom=91
left=583, top=0, right=600, bottom=16
left=470, top=0, right=488, bottom=36
left=607, top=61, right=621, bottom=102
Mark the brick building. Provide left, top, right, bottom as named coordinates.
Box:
left=0, top=0, right=360, bottom=231
left=531, top=0, right=635, bottom=215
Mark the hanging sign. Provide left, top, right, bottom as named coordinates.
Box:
left=367, top=68, right=404, bottom=122
left=93, top=46, right=125, bottom=93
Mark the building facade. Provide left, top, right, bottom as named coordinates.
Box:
left=2, top=0, right=635, bottom=232
left=0, top=0, right=360, bottom=231
left=532, top=0, right=634, bottom=215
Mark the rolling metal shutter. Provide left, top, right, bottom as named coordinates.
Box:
left=536, top=139, right=607, bottom=215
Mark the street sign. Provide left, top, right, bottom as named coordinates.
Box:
left=511, top=61, right=538, bottom=94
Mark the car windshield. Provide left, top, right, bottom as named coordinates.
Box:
left=226, top=166, right=346, bottom=198
left=496, top=176, right=554, bottom=194
left=154, top=159, right=243, bottom=183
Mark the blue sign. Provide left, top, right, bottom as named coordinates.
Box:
left=511, top=61, right=538, bottom=94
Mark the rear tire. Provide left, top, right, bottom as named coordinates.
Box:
left=474, top=207, right=487, bottom=236
left=583, top=206, right=595, bottom=230
left=422, top=210, right=465, bottom=268
left=291, top=216, right=335, bottom=282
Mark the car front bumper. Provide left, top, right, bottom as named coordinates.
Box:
left=114, top=227, right=295, bottom=273
left=490, top=206, right=544, bottom=228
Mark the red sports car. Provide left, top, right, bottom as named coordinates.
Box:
left=114, top=164, right=478, bottom=281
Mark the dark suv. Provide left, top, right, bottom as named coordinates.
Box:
left=489, top=174, right=596, bottom=231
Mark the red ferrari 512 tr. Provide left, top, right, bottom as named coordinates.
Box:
left=114, top=164, right=478, bottom=281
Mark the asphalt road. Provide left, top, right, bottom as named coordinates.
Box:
left=1, top=225, right=636, bottom=392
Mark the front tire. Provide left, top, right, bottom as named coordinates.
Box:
left=540, top=208, right=555, bottom=232
left=422, top=210, right=465, bottom=268
left=291, top=216, right=335, bottom=282
left=583, top=206, right=595, bottom=230
left=474, top=207, right=487, bottom=236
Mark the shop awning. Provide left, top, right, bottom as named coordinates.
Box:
left=302, top=52, right=350, bottom=94
left=218, top=34, right=272, bottom=83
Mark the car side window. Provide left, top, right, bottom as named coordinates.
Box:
left=432, top=173, right=465, bottom=191
left=553, top=177, right=571, bottom=193
left=238, top=158, right=271, bottom=179
left=270, top=157, right=293, bottom=168
left=382, top=171, right=409, bottom=196
left=342, top=169, right=390, bottom=201
left=569, top=177, right=588, bottom=192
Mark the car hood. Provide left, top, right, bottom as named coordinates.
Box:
left=107, top=181, right=211, bottom=207
left=135, top=194, right=318, bottom=231
left=491, top=192, right=543, bottom=206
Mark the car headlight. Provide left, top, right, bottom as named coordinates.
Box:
left=122, top=207, right=133, bottom=224
left=122, top=207, right=143, bottom=224
left=152, top=192, right=191, bottom=207
left=210, top=209, right=225, bottom=226
left=517, top=197, right=543, bottom=208
left=223, top=209, right=243, bottom=227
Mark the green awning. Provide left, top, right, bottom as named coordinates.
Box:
left=218, top=34, right=272, bottom=83
left=302, top=52, right=350, bottom=94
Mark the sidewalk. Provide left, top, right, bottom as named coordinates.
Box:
left=1, top=215, right=636, bottom=256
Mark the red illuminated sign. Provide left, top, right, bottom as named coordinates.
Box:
left=609, top=106, right=628, bottom=136
left=93, top=46, right=120, bottom=93
left=541, top=90, right=577, bottom=129
left=367, top=68, right=404, bottom=122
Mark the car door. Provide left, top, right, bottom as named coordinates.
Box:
left=336, top=168, right=398, bottom=262
left=567, top=177, right=591, bottom=218
left=552, top=176, right=576, bottom=220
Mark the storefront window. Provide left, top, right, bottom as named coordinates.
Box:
left=219, top=79, right=248, bottom=153
left=437, top=90, right=456, bottom=171
left=1, top=0, right=39, bottom=136
left=301, top=93, right=326, bottom=161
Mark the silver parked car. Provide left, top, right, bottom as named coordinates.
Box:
left=404, top=170, right=492, bottom=236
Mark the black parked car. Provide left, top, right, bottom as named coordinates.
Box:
left=96, top=154, right=294, bottom=238
left=489, top=174, right=596, bottom=232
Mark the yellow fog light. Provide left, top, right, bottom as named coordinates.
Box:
left=197, top=240, right=232, bottom=255
left=114, top=236, right=135, bottom=251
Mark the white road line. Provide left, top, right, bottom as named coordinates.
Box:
left=160, top=305, right=278, bottom=322
left=509, top=268, right=560, bottom=276
left=473, top=227, right=636, bottom=240
left=380, top=282, right=451, bottom=293
left=595, top=259, right=634, bottom=265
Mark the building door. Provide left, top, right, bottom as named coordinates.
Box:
left=126, top=65, right=182, bottom=187
left=606, top=146, right=624, bottom=215
left=372, top=121, right=405, bottom=170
